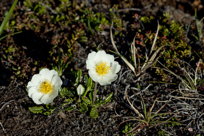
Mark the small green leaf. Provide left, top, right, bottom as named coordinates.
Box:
left=82, top=97, right=91, bottom=105
left=64, top=98, right=74, bottom=104
left=87, top=77, right=93, bottom=88
left=60, top=88, right=74, bottom=98
left=64, top=106, right=75, bottom=111
left=29, top=106, right=44, bottom=114
left=79, top=103, right=88, bottom=112
left=75, top=70, right=82, bottom=85
left=90, top=106, right=98, bottom=119
left=89, top=91, right=94, bottom=101
left=104, top=93, right=113, bottom=103
left=43, top=109, right=55, bottom=115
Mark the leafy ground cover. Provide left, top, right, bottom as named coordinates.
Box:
left=0, top=0, right=204, bottom=135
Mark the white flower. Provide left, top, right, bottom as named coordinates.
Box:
left=86, top=50, right=121, bottom=85
left=77, top=84, right=85, bottom=96
left=27, top=68, right=62, bottom=105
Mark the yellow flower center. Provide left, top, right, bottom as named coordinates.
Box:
left=95, top=62, right=110, bottom=76
left=39, top=81, right=53, bottom=94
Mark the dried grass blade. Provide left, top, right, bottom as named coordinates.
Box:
left=159, top=62, right=191, bottom=89
left=141, top=45, right=164, bottom=72
left=110, top=23, right=136, bottom=75
left=131, top=37, right=137, bottom=68
left=150, top=22, right=160, bottom=55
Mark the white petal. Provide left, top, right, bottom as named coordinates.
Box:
left=86, top=51, right=96, bottom=69
left=28, top=87, right=37, bottom=98
left=86, top=59, right=95, bottom=70
left=96, top=50, right=106, bottom=57
left=87, top=51, right=96, bottom=60
left=40, top=91, right=58, bottom=104
left=42, top=70, right=58, bottom=82
left=99, top=72, right=118, bottom=85
left=88, top=70, right=99, bottom=83
left=98, top=80, right=110, bottom=86
left=112, top=62, right=121, bottom=73
left=96, top=75, right=109, bottom=86
left=31, top=92, right=44, bottom=105
left=98, top=50, right=114, bottom=62
left=104, top=54, right=114, bottom=63
left=98, top=75, right=113, bottom=85
left=39, top=68, right=50, bottom=76
left=28, top=74, right=42, bottom=87
left=51, top=75, right=62, bottom=90
left=108, top=74, right=118, bottom=83
left=94, top=52, right=111, bottom=63
left=27, top=81, right=33, bottom=90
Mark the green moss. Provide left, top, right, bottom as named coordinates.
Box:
left=122, top=123, right=134, bottom=136
left=109, top=5, right=123, bottom=30
left=140, top=16, right=155, bottom=23
left=137, top=14, right=192, bottom=81
left=79, top=9, right=109, bottom=33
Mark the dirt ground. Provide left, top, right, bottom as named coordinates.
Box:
left=0, top=0, right=204, bottom=136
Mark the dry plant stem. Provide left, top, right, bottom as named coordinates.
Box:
left=93, top=82, right=98, bottom=102
left=140, top=23, right=163, bottom=75
left=180, top=67, right=196, bottom=89
left=110, top=23, right=136, bottom=75
left=170, top=95, right=204, bottom=100
left=150, top=22, right=160, bottom=55
left=158, top=62, right=191, bottom=89
left=110, top=22, right=162, bottom=79
left=0, top=122, right=6, bottom=134
left=0, top=100, right=14, bottom=112
left=117, top=8, right=141, bottom=12
left=131, top=37, right=137, bottom=68
left=149, top=99, right=157, bottom=113
left=195, top=59, right=202, bottom=85
left=124, top=85, right=144, bottom=118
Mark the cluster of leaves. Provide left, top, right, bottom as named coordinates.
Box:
left=138, top=14, right=192, bottom=81
left=63, top=70, right=113, bottom=118
left=28, top=104, right=55, bottom=115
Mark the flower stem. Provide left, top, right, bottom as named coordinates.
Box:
left=93, top=82, right=98, bottom=102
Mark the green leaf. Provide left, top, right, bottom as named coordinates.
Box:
left=90, top=106, right=99, bottom=119
left=0, top=0, right=18, bottom=36
left=60, top=88, right=73, bottom=97
left=79, top=103, right=88, bottom=112
left=64, top=98, right=74, bottom=104
left=75, top=70, right=82, bottom=85
left=89, top=90, right=94, bottom=102
left=87, top=77, right=93, bottom=88
left=82, top=97, right=91, bottom=105
left=29, top=106, right=44, bottom=114
left=82, top=76, right=93, bottom=97
left=64, top=106, right=75, bottom=111
left=43, top=109, right=55, bottom=115
left=104, top=93, right=113, bottom=103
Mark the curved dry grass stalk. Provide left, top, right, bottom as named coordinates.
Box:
left=110, top=22, right=163, bottom=78
left=159, top=59, right=204, bottom=92
left=124, top=85, right=144, bottom=118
